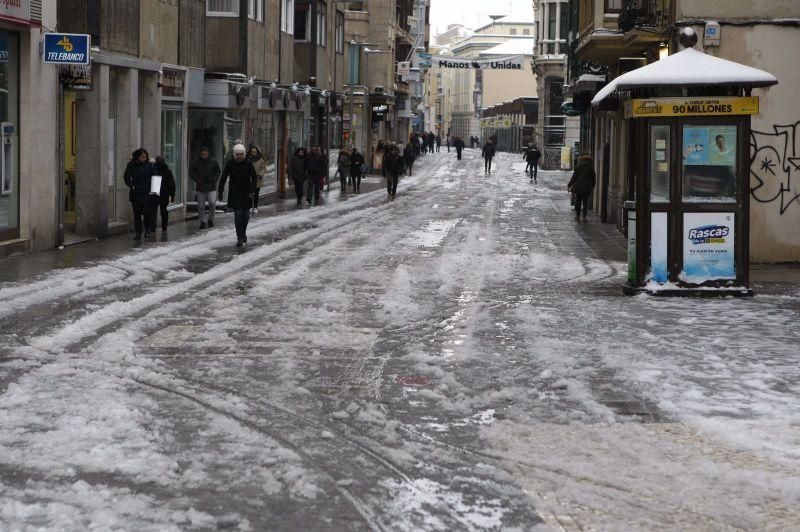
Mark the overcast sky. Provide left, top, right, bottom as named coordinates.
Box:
left=429, top=0, right=533, bottom=36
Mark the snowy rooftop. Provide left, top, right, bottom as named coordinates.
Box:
left=479, top=38, right=534, bottom=57
left=592, top=47, right=778, bottom=105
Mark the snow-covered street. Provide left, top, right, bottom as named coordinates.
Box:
left=1, top=150, right=799, bottom=531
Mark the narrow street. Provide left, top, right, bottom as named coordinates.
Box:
left=1, top=150, right=799, bottom=530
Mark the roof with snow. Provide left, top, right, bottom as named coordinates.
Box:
left=592, top=47, right=778, bottom=106
left=479, top=38, right=534, bottom=57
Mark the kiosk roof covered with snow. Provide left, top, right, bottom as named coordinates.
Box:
left=592, top=47, right=778, bottom=106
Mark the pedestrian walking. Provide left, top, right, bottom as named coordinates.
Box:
left=305, top=145, right=326, bottom=205
left=248, top=145, right=267, bottom=215
left=567, top=153, right=596, bottom=222
left=154, top=156, right=176, bottom=232
left=482, top=139, right=496, bottom=174
left=428, top=132, right=436, bottom=154
left=124, top=148, right=157, bottom=240
left=435, top=135, right=441, bottom=152
left=190, top=146, right=221, bottom=229
left=337, top=149, right=351, bottom=191
left=403, top=143, right=416, bottom=176
left=524, top=144, right=541, bottom=182
left=289, top=147, right=308, bottom=206
left=446, top=135, right=451, bottom=153
left=218, top=144, right=258, bottom=247
left=454, top=136, right=465, bottom=160
left=384, top=144, right=403, bottom=201
left=350, top=148, right=365, bottom=191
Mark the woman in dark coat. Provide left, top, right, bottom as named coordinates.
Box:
left=123, top=148, right=157, bottom=240
left=154, top=156, right=176, bottom=232
left=349, top=148, right=365, bottom=191
left=289, top=147, right=308, bottom=206
left=218, top=144, right=258, bottom=247
left=567, top=154, right=596, bottom=222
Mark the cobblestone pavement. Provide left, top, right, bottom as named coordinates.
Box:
left=1, top=150, right=798, bottom=530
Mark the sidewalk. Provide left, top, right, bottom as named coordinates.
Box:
left=0, top=174, right=386, bottom=285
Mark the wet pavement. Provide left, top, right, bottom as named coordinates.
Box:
left=1, top=150, right=799, bottom=530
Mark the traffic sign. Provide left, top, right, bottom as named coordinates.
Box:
left=43, top=34, right=91, bottom=65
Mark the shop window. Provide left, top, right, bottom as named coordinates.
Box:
left=649, top=124, right=670, bottom=202
left=207, top=0, right=239, bottom=16
left=682, top=125, right=737, bottom=202
left=0, top=31, right=18, bottom=240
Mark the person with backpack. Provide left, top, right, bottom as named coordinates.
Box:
left=349, top=148, right=365, bottom=191
left=524, top=144, right=542, bottom=182
left=482, top=139, right=497, bottom=174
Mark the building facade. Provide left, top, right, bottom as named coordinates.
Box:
left=566, top=0, right=800, bottom=262
left=533, top=0, right=580, bottom=168
left=0, top=2, right=59, bottom=257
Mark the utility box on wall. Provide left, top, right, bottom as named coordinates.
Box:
left=704, top=22, right=721, bottom=47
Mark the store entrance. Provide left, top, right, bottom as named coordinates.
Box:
left=63, top=90, right=77, bottom=233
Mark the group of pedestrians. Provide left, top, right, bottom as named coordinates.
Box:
left=123, top=149, right=176, bottom=241
left=410, top=131, right=440, bottom=156
left=187, top=142, right=265, bottom=247
left=333, top=147, right=366, bottom=195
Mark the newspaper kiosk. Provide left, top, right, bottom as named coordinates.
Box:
left=592, top=29, right=778, bottom=296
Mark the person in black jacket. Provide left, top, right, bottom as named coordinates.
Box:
left=154, top=156, right=176, bottom=232
left=523, top=144, right=542, bottom=182
left=190, top=146, right=221, bottom=229
left=384, top=144, right=403, bottom=201
left=482, top=139, right=497, bottom=174
left=454, top=137, right=465, bottom=160
left=123, top=148, right=157, bottom=240
left=403, top=143, right=416, bottom=176
left=305, top=145, right=326, bottom=205
left=349, top=148, right=365, bottom=191
left=567, top=154, right=596, bottom=222
left=218, top=144, right=258, bottom=247
left=288, top=147, right=307, bottom=206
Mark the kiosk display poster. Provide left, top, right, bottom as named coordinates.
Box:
left=682, top=212, right=735, bottom=281
left=708, top=126, right=737, bottom=166
left=683, top=127, right=709, bottom=165
left=650, top=212, right=668, bottom=283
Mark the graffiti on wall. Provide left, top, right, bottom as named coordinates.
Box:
left=750, top=121, right=800, bottom=215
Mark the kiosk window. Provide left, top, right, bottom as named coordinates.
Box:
left=649, top=125, right=670, bottom=202
left=682, top=125, right=737, bottom=202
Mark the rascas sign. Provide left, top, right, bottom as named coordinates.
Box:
left=624, top=97, right=759, bottom=118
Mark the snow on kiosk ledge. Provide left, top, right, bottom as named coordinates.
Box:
left=591, top=46, right=778, bottom=106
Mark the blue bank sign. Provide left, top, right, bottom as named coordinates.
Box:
left=43, top=34, right=91, bottom=65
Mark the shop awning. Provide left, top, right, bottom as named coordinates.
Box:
left=592, top=47, right=778, bottom=106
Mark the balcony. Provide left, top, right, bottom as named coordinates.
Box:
left=575, top=0, right=671, bottom=65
